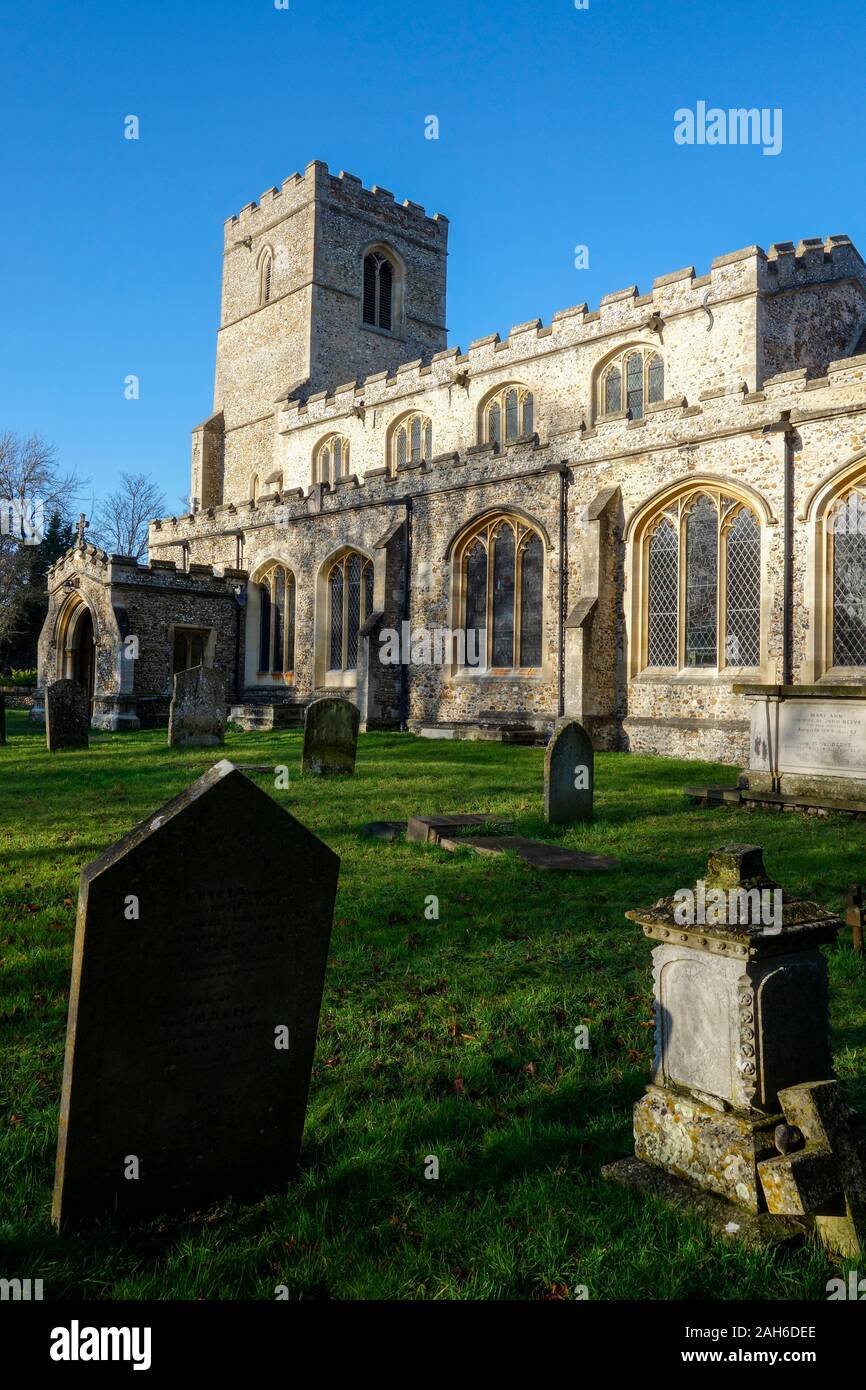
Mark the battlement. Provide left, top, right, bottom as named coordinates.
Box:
left=47, top=545, right=245, bottom=590
left=262, top=235, right=862, bottom=430
left=224, top=159, right=448, bottom=245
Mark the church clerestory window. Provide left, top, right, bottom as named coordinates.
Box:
left=314, top=435, right=351, bottom=488
left=482, top=387, right=535, bottom=449
left=599, top=349, right=664, bottom=421
left=391, top=413, right=432, bottom=474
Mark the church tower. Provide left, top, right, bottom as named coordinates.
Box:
left=193, top=160, right=449, bottom=508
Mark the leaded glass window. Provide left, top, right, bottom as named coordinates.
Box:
left=256, top=564, right=296, bottom=677
left=626, top=352, right=644, bottom=420
left=465, top=541, right=487, bottom=661
left=599, top=349, right=665, bottom=420
left=685, top=496, right=718, bottom=666
left=644, top=492, right=762, bottom=672
left=833, top=492, right=866, bottom=666
left=725, top=508, right=760, bottom=666
left=648, top=353, right=664, bottom=405
left=647, top=519, right=678, bottom=667
left=363, top=251, right=394, bottom=330
left=315, top=435, right=350, bottom=487
left=483, top=387, right=534, bottom=448
left=392, top=414, right=432, bottom=474
left=328, top=551, right=374, bottom=671
left=458, top=515, right=544, bottom=670
left=492, top=523, right=516, bottom=666
left=519, top=533, right=543, bottom=666
left=604, top=366, right=622, bottom=414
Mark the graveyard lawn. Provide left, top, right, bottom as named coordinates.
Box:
left=1, top=710, right=863, bottom=1301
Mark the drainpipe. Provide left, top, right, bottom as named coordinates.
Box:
left=557, top=462, right=570, bottom=719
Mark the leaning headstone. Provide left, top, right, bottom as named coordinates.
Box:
left=0, top=692, right=5, bottom=745
left=544, top=719, right=593, bottom=824
left=167, top=665, right=225, bottom=747
left=46, top=679, right=89, bottom=751
left=302, top=696, right=360, bottom=776
left=52, top=760, right=340, bottom=1226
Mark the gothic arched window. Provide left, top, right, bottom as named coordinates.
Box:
left=391, top=413, right=432, bottom=473
left=644, top=490, right=761, bottom=671
left=363, top=250, right=395, bottom=331
left=315, top=434, right=351, bottom=487
left=831, top=489, right=866, bottom=666
left=328, top=551, right=374, bottom=672
left=256, top=563, right=296, bottom=678
left=455, top=514, right=545, bottom=670
left=598, top=349, right=664, bottom=421
left=482, top=386, right=535, bottom=448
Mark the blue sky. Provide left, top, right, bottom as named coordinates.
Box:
left=1, top=0, right=863, bottom=514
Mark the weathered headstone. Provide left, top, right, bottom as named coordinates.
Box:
left=46, top=679, right=89, bottom=751
left=52, top=760, right=340, bottom=1226
left=0, top=692, right=5, bottom=745
left=544, top=719, right=593, bottom=824
left=302, top=696, right=359, bottom=776
left=603, top=845, right=849, bottom=1248
left=168, top=665, right=225, bottom=748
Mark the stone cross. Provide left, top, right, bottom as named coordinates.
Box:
left=758, top=1079, right=866, bottom=1259
left=76, top=513, right=88, bottom=548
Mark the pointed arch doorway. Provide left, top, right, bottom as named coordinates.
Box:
left=58, top=598, right=97, bottom=720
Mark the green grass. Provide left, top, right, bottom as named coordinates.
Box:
left=1, top=709, right=864, bottom=1300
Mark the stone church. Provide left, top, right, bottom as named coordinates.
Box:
left=37, top=160, right=866, bottom=760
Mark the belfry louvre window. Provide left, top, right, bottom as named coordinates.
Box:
left=315, top=435, right=350, bottom=487
left=258, top=250, right=273, bottom=306
left=257, top=564, right=296, bottom=677
left=599, top=350, right=663, bottom=421
left=363, top=251, right=394, bottom=330
left=328, top=552, right=374, bottom=671
left=831, top=489, right=866, bottom=666
left=392, top=413, right=432, bottom=472
left=483, top=387, right=534, bottom=448
left=645, top=491, right=761, bottom=671
left=456, top=515, right=544, bottom=670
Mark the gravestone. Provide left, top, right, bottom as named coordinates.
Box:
left=168, top=666, right=225, bottom=748
left=737, top=683, right=866, bottom=809
left=46, top=679, right=89, bottom=751
left=52, top=759, right=340, bottom=1226
left=544, top=719, right=593, bottom=824
left=302, top=696, right=360, bottom=776
left=0, top=692, right=5, bottom=745
left=603, top=845, right=852, bottom=1249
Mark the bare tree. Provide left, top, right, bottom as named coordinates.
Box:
left=91, top=472, right=167, bottom=562
left=0, top=431, right=81, bottom=650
